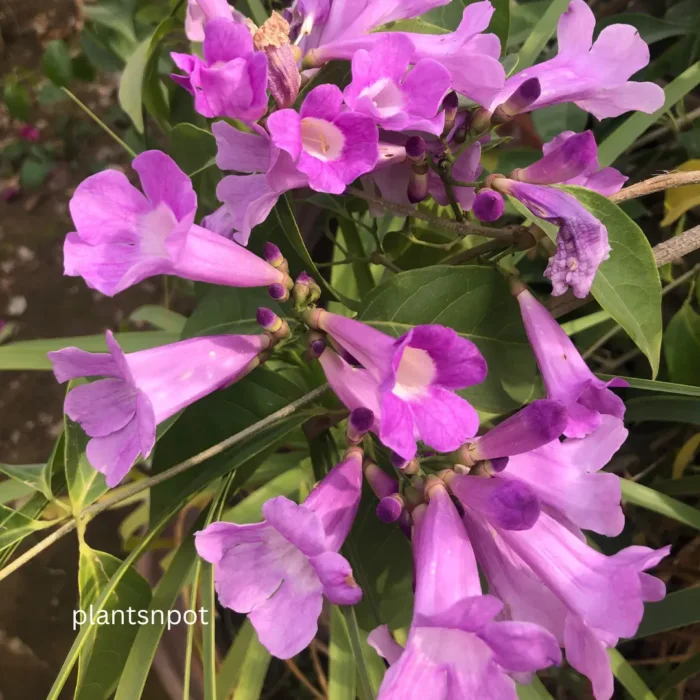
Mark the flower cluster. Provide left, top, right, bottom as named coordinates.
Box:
left=47, top=0, right=671, bottom=697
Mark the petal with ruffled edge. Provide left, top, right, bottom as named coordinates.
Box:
left=194, top=521, right=269, bottom=564
left=267, top=109, right=303, bottom=161
left=409, top=387, right=480, bottom=453
left=203, top=18, right=255, bottom=64
left=380, top=391, right=418, bottom=460
left=262, top=496, right=326, bottom=556
left=479, top=620, right=562, bottom=672
left=213, top=121, right=271, bottom=174
left=64, top=378, right=137, bottom=437
left=132, top=150, right=197, bottom=221
left=86, top=419, right=142, bottom=488
left=68, top=170, right=150, bottom=245
left=48, top=347, right=119, bottom=383
left=248, top=567, right=323, bottom=659
left=311, top=551, right=362, bottom=604
left=303, top=451, right=363, bottom=551
left=367, top=625, right=404, bottom=665
left=564, top=614, right=614, bottom=700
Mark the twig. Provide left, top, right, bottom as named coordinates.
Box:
left=370, top=252, right=402, bottom=273
left=0, top=520, right=77, bottom=585
left=347, top=187, right=518, bottom=242
left=630, top=105, right=700, bottom=151
left=284, top=658, right=325, bottom=700
left=310, top=641, right=328, bottom=693
left=653, top=225, right=700, bottom=267
left=611, top=171, right=700, bottom=203
left=443, top=239, right=504, bottom=264
left=0, top=385, right=330, bottom=584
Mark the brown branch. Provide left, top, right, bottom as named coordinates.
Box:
left=630, top=105, right=700, bottom=151
left=611, top=171, right=700, bottom=203
left=347, top=186, right=519, bottom=242
left=550, top=225, right=700, bottom=318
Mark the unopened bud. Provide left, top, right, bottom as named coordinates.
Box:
left=482, top=457, right=509, bottom=475
left=470, top=107, right=491, bottom=135
left=307, top=331, right=326, bottom=359
left=441, top=91, right=459, bottom=136
left=293, top=271, right=312, bottom=306
left=390, top=452, right=419, bottom=474
left=376, top=494, right=404, bottom=523
left=424, top=475, right=446, bottom=501
left=408, top=168, right=429, bottom=204
left=402, top=484, right=424, bottom=510
left=256, top=307, right=290, bottom=342
left=347, top=407, right=374, bottom=444
left=364, top=461, right=397, bottom=500
left=473, top=189, right=505, bottom=222
left=494, top=78, right=541, bottom=122
left=263, top=242, right=287, bottom=271
left=405, top=136, right=426, bottom=164
left=268, top=283, right=289, bottom=302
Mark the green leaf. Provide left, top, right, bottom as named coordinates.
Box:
left=620, top=478, right=700, bottom=530
left=113, top=524, right=200, bottom=700
left=74, top=547, right=152, bottom=700
left=20, top=158, right=52, bottom=189
left=596, top=13, right=689, bottom=44
left=329, top=606, right=357, bottom=700
left=559, top=186, right=662, bottom=377
left=202, top=561, right=218, bottom=700
left=274, top=196, right=360, bottom=310
left=65, top=407, right=108, bottom=512
left=344, top=607, right=378, bottom=700
left=516, top=0, right=569, bottom=70
left=46, top=496, right=194, bottom=700
left=337, top=217, right=375, bottom=299
left=0, top=504, right=55, bottom=549
left=0, top=478, right=36, bottom=505
left=634, top=587, right=700, bottom=639
left=664, top=299, right=700, bottom=386
left=129, top=305, right=186, bottom=333
left=597, top=374, right=700, bottom=397
left=216, top=620, right=258, bottom=700
left=3, top=82, right=31, bottom=121
left=608, top=649, right=658, bottom=700
left=0, top=331, right=178, bottom=370
left=118, top=18, right=177, bottom=133
left=532, top=103, right=587, bottom=142
left=168, top=123, right=217, bottom=176
left=358, top=265, right=538, bottom=417
left=598, top=62, right=700, bottom=167
left=0, top=463, right=52, bottom=499
left=42, top=40, right=74, bottom=87
left=625, top=395, right=700, bottom=425
left=517, top=677, right=555, bottom=699
left=230, top=635, right=271, bottom=700
left=83, top=2, right=137, bottom=43
left=654, top=653, right=700, bottom=698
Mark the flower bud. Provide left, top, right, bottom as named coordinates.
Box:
left=470, top=107, right=491, bottom=135
left=405, top=136, right=426, bottom=164
left=473, top=189, right=505, bottom=222
left=293, top=271, right=312, bottom=306
left=263, top=242, right=288, bottom=273
left=376, top=494, right=404, bottom=523
left=256, top=307, right=290, bottom=343
left=441, top=91, right=459, bottom=136
left=268, top=283, right=290, bottom=302
left=364, top=461, right=397, bottom=500
left=494, top=78, right=541, bottom=122
left=347, top=407, right=374, bottom=444
left=306, top=330, right=327, bottom=359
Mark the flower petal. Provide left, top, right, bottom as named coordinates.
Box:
left=86, top=419, right=142, bottom=488
left=311, top=551, right=362, bottom=604
left=262, top=497, right=327, bottom=556
left=64, top=378, right=137, bottom=437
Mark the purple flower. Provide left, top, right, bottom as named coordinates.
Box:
left=495, top=178, right=608, bottom=298
left=305, top=1, right=506, bottom=108
left=489, top=0, right=664, bottom=119
left=466, top=399, right=568, bottom=462
left=211, top=121, right=309, bottom=245
left=514, top=285, right=627, bottom=438
left=311, top=310, right=487, bottom=459
left=267, top=85, right=379, bottom=194
left=512, top=131, right=627, bottom=195
left=171, top=18, right=268, bottom=121
left=473, top=189, right=504, bottom=221
left=371, top=482, right=561, bottom=699
left=49, top=331, right=268, bottom=487
left=195, top=450, right=363, bottom=658
left=501, top=416, right=627, bottom=536
left=65, top=150, right=287, bottom=294
left=465, top=510, right=669, bottom=700
left=18, top=124, right=41, bottom=142
left=185, top=0, right=239, bottom=42
left=344, top=34, right=451, bottom=136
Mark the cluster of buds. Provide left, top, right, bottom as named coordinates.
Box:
left=292, top=271, right=322, bottom=309
left=263, top=243, right=294, bottom=301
